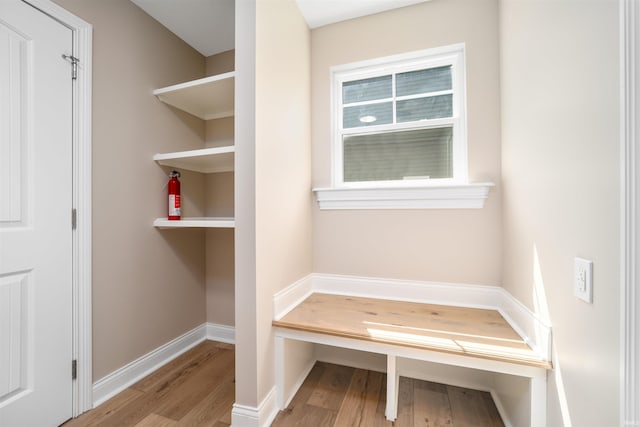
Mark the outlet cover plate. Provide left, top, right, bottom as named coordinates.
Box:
left=574, top=257, right=593, bottom=303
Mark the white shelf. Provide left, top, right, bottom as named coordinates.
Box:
left=153, top=71, right=235, bottom=120
left=153, top=146, right=234, bottom=173
left=153, top=217, right=235, bottom=229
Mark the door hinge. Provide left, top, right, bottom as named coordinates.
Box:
left=72, top=208, right=77, bottom=230
left=62, top=54, right=79, bottom=80
left=72, top=360, right=77, bottom=380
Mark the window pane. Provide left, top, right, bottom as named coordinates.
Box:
left=397, top=94, right=452, bottom=122
left=343, top=127, right=453, bottom=182
left=396, top=66, right=452, bottom=96
left=343, top=75, right=392, bottom=104
left=343, top=102, right=393, bottom=128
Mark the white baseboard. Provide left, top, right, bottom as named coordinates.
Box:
left=231, top=386, right=279, bottom=427
left=231, top=403, right=259, bottom=427
left=495, top=289, right=552, bottom=361
left=92, top=323, right=206, bottom=406
left=207, top=322, right=236, bottom=344
left=313, top=273, right=500, bottom=309
left=273, top=273, right=551, bottom=362
left=92, top=322, right=235, bottom=408
left=272, top=274, right=313, bottom=320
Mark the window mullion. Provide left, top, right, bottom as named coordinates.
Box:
left=341, top=117, right=455, bottom=136
left=392, top=73, right=397, bottom=124
left=396, top=89, right=454, bottom=102
left=343, top=97, right=394, bottom=108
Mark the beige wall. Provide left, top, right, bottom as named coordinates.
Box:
left=205, top=166, right=235, bottom=326
left=234, top=0, right=313, bottom=409
left=205, top=228, right=235, bottom=326
left=53, top=0, right=208, bottom=380
left=311, top=0, right=502, bottom=285
left=206, top=50, right=235, bottom=77
left=254, top=0, right=313, bottom=405
left=500, top=1, right=620, bottom=425
left=204, top=52, right=236, bottom=327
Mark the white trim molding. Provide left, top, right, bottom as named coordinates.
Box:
left=312, top=182, right=494, bottom=210
left=231, top=387, right=279, bottom=427
left=272, top=275, right=313, bottom=320
left=23, top=0, right=93, bottom=416
left=206, top=322, right=236, bottom=344
left=621, top=0, right=640, bottom=425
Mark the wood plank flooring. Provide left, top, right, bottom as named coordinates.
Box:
left=273, top=361, right=505, bottom=427
left=63, top=341, right=504, bottom=427
left=62, top=340, right=235, bottom=427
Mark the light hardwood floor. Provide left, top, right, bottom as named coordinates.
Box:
left=63, top=340, right=235, bottom=427
left=63, top=340, right=504, bottom=427
left=273, top=362, right=505, bottom=427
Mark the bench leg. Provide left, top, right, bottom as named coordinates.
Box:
left=530, top=372, right=547, bottom=427
left=385, top=355, right=399, bottom=421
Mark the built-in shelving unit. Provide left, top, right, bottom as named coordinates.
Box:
left=153, top=71, right=235, bottom=120
left=153, top=146, right=234, bottom=173
left=153, top=72, right=235, bottom=229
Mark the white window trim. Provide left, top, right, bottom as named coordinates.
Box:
left=314, top=43, right=494, bottom=210
left=313, top=183, right=494, bottom=210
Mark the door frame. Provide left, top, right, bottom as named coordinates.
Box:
left=621, top=0, right=639, bottom=425
left=22, top=0, right=93, bottom=417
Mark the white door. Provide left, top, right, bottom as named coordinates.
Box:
left=0, top=0, right=74, bottom=425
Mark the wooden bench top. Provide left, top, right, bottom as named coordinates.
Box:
left=273, top=293, right=552, bottom=369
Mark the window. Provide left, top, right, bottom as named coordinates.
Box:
left=314, top=44, right=493, bottom=210
left=332, top=44, right=467, bottom=188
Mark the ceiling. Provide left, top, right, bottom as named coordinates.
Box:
left=130, top=0, right=429, bottom=57
left=297, top=0, right=428, bottom=29
left=130, top=0, right=235, bottom=57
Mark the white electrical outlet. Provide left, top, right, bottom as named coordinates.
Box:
left=574, top=257, right=593, bottom=303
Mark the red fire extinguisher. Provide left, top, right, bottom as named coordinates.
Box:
left=168, top=170, right=181, bottom=220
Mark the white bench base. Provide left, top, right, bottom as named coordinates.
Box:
left=274, top=328, right=547, bottom=426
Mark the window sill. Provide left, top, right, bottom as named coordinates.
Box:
left=312, top=183, right=495, bottom=210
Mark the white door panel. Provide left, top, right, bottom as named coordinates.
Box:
left=0, top=0, right=73, bottom=425
left=0, top=17, right=27, bottom=225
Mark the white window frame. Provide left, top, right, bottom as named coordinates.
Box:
left=331, top=43, right=468, bottom=188
left=312, top=43, right=493, bottom=210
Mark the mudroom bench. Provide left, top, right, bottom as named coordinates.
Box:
left=272, top=290, right=552, bottom=426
